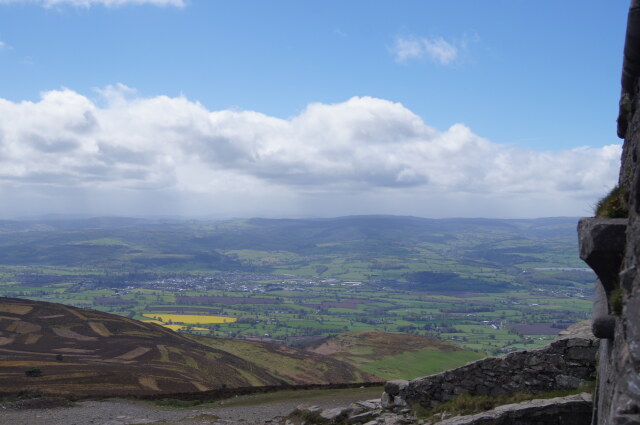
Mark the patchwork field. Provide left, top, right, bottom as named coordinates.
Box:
left=0, top=216, right=594, bottom=355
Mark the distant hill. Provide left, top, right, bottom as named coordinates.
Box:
left=0, top=215, right=585, bottom=290
left=302, top=330, right=484, bottom=380
left=0, top=298, right=377, bottom=397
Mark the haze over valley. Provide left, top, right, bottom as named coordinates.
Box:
left=0, top=1, right=628, bottom=422
left=0, top=215, right=593, bottom=356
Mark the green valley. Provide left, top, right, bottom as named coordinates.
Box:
left=0, top=216, right=593, bottom=357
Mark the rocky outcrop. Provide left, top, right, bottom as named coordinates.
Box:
left=434, top=393, right=593, bottom=425
left=381, top=326, right=597, bottom=410
left=582, top=1, right=640, bottom=423
left=591, top=113, right=640, bottom=418
left=287, top=400, right=415, bottom=425
left=565, top=4, right=640, bottom=424
left=285, top=393, right=592, bottom=425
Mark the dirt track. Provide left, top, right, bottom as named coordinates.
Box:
left=1, top=387, right=383, bottom=425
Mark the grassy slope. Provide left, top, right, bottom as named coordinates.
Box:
left=361, top=350, right=484, bottom=380
left=302, top=329, right=485, bottom=380
left=187, top=335, right=380, bottom=385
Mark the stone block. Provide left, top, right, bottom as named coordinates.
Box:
left=566, top=338, right=594, bottom=347
left=393, top=396, right=407, bottom=407
left=384, top=379, right=408, bottom=396
left=555, top=374, right=583, bottom=389
left=380, top=392, right=393, bottom=409
left=356, top=400, right=379, bottom=410
left=489, top=386, right=508, bottom=397
left=474, top=385, right=490, bottom=395
left=556, top=320, right=597, bottom=341
left=348, top=404, right=365, bottom=416
left=593, top=315, right=617, bottom=339
left=347, top=411, right=377, bottom=424
left=578, top=217, right=627, bottom=292
left=525, top=354, right=545, bottom=366
left=320, top=407, right=349, bottom=421
left=565, top=346, right=597, bottom=361
left=620, top=266, right=637, bottom=292
left=626, top=294, right=640, bottom=365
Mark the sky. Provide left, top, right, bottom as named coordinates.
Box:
left=0, top=0, right=631, bottom=219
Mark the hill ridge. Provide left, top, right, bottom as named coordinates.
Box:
left=0, top=297, right=376, bottom=397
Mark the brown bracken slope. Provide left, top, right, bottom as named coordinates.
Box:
left=304, top=329, right=462, bottom=359
left=0, top=297, right=377, bottom=397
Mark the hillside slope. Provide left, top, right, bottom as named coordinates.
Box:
left=0, top=298, right=377, bottom=397
left=188, top=335, right=382, bottom=385
left=303, top=330, right=484, bottom=380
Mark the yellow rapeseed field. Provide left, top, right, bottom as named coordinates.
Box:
left=142, top=313, right=237, bottom=324
left=162, top=324, right=209, bottom=331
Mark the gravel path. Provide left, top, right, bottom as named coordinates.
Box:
left=0, top=388, right=383, bottom=425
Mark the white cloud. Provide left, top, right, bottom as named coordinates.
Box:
left=0, top=86, right=621, bottom=218
left=392, top=36, right=459, bottom=65
left=0, top=0, right=184, bottom=7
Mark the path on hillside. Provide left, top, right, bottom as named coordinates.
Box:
left=1, top=387, right=383, bottom=425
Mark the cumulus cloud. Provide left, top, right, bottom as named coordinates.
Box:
left=0, top=0, right=184, bottom=7
left=393, top=36, right=458, bottom=65
left=0, top=86, right=621, bottom=218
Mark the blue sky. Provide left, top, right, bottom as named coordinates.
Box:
left=0, top=0, right=630, bottom=218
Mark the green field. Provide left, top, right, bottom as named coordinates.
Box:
left=0, top=216, right=594, bottom=354
left=361, top=350, right=484, bottom=380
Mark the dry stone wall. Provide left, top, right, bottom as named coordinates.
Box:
left=382, top=329, right=597, bottom=410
